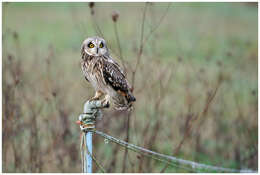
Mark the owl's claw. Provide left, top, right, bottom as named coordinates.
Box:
left=89, top=96, right=100, bottom=101
left=104, top=101, right=110, bottom=108
left=101, top=99, right=110, bottom=108
left=101, top=94, right=110, bottom=108
left=90, top=90, right=104, bottom=101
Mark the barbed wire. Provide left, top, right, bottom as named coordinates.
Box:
left=93, top=130, right=257, bottom=173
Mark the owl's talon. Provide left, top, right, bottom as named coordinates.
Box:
left=104, top=101, right=110, bottom=108
left=101, top=99, right=110, bottom=108
left=101, top=97, right=110, bottom=108
left=89, top=97, right=99, bottom=101
left=89, top=90, right=104, bottom=101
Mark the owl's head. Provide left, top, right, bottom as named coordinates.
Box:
left=81, top=36, right=108, bottom=56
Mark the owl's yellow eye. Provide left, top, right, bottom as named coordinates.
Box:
left=99, top=43, right=103, bottom=48
left=88, top=43, right=94, bottom=48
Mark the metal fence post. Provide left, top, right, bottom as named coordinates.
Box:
left=85, top=131, right=92, bottom=173
left=83, top=101, right=93, bottom=173
left=78, top=100, right=108, bottom=173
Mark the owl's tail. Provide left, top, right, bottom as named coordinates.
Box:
left=111, top=91, right=136, bottom=111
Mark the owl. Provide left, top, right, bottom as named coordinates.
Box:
left=81, top=36, right=136, bottom=110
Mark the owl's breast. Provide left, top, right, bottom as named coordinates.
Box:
left=81, top=59, right=107, bottom=92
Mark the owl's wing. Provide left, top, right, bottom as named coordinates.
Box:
left=103, top=59, right=129, bottom=92
left=104, top=54, right=125, bottom=75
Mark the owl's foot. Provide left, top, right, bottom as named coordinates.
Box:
left=101, top=94, right=110, bottom=108
left=89, top=96, right=99, bottom=101
left=89, top=90, right=104, bottom=101
left=103, top=101, right=110, bottom=108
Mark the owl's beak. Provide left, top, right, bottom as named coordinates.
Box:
left=96, top=48, right=99, bottom=54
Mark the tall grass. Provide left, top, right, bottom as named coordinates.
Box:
left=2, top=2, right=258, bottom=172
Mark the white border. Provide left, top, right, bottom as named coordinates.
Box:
left=1, top=1, right=2, bottom=174
left=1, top=0, right=259, bottom=2
left=1, top=1, right=259, bottom=174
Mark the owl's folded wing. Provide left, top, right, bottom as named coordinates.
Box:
left=103, top=60, right=129, bottom=92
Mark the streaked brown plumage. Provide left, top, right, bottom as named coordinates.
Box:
left=81, top=36, right=135, bottom=110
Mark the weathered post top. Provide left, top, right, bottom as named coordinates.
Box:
left=78, top=100, right=108, bottom=131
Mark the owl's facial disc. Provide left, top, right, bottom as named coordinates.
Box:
left=97, top=40, right=107, bottom=56
left=84, top=38, right=108, bottom=56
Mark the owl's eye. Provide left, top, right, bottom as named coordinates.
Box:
left=88, top=43, right=94, bottom=48
left=99, top=42, right=104, bottom=48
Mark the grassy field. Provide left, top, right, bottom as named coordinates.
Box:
left=2, top=2, right=258, bottom=173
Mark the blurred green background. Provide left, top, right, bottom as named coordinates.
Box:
left=2, top=2, right=258, bottom=173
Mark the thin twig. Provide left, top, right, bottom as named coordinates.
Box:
left=131, top=3, right=170, bottom=88
left=88, top=3, right=105, bottom=38
left=161, top=78, right=222, bottom=173
left=113, top=22, right=127, bottom=73
left=131, top=3, right=148, bottom=88
left=122, top=111, right=131, bottom=172
left=122, top=4, right=149, bottom=172
left=91, top=14, right=104, bottom=38
left=143, top=2, right=171, bottom=44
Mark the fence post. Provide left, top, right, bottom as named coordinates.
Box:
left=85, top=131, right=92, bottom=173
left=78, top=100, right=107, bottom=173
left=83, top=101, right=94, bottom=173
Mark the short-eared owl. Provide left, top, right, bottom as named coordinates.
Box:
left=81, top=36, right=136, bottom=110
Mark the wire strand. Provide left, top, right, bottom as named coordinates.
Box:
left=94, top=130, right=256, bottom=173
